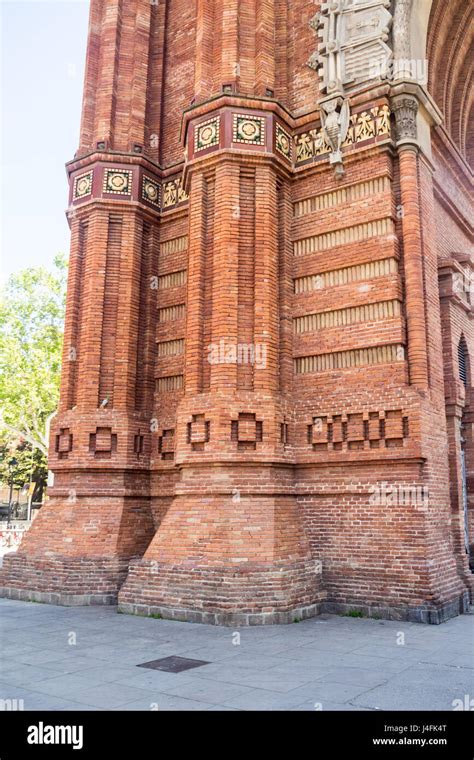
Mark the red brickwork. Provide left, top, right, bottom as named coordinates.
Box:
left=1, top=0, right=472, bottom=623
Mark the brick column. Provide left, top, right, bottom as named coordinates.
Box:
left=0, top=0, right=160, bottom=605
left=118, top=143, right=323, bottom=624
left=392, top=96, right=429, bottom=389
left=209, top=162, right=240, bottom=389
left=398, top=146, right=430, bottom=389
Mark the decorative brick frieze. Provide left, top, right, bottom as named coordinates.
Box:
left=293, top=300, right=401, bottom=335
left=293, top=176, right=391, bottom=218
left=69, top=161, right=188, bottom=213
left=275, top=123, right=292, bottom=161
left=294, top=218, right=394, bottom=257
left=157, top=304, right=186, bottom=323
left=73, top=170, right=93, bottom=201
left=156, top=375, right=184, bottom=393
left=295, top=344, right=405, bottom=375
left=295, top=104, right=391, bottom=166
left=157, top=339, right=185, bottom=357
left=187, top=107, right=271, bottom=162
left=308, top=409, right=409, bottom=452
left=185, top=102, right=391, bottom=170
left=159, top=236, right=188, bottom=255
left=157, top=270, right=187, bottom=289
left=233, top=114, right=266, bottom=145
left=141, top=175, right=161, bottom=208
left=194, top=116, right=221, bottom=153
left=162, top=176, right=189, bottom=210
left=293, top=258, right=399, bottom=294
left=103, top=168, right=133, bottom=196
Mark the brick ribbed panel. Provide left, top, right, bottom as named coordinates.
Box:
left=61, top=219, right=87, bottom=412
left=238, top=169, right=256, bottom=390
left=99, top=215, right=122, bottom=406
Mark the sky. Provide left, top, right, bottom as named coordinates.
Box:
left=0, top=0, right=90, bottom=283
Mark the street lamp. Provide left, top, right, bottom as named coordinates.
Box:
left=7, top=458, right=18, bottom=527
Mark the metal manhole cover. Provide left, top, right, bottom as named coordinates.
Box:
left=137, top=656, right=210, bottom=673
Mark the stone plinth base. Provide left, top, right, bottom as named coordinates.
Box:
left=321, top=594, right=470, bottom=625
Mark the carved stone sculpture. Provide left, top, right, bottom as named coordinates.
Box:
left=320, top=95, right=351, bottom=175
left=310, top=1, right=393, bottom=94
left=392, top=94, right=418, bottom=142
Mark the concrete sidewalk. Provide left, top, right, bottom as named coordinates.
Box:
left=0, top=599, right=472, bottom=711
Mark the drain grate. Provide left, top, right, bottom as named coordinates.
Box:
left=137, top=656, right=210, bottom=673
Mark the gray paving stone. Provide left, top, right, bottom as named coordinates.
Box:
left=208, top=652, right=288, bottom=670
left=114, top=693, right=216, bottom=711
left=0, top=664, right=75, bottom=688
left=199, top=665, right=317, bottom=693
left=312, top=667, right=390, bottom=688
left=380, top=663, right=474, bottom=690
left=0, top=599, right=472, bottom=711
left=158, top=676, right=255, bottom=704
left=331, top=653, right=420, bottom=673
left=24, top=673, right=111, bottom=697
left=0, top=681, right=37, bottom=702
left=291, top=701, right=372, bottom=711
left=38, top=655, right=112, bottom=674
left=66, top=682, right=167, bottom=709
left=350, top=643, right=428, bottom=659
left=13, top=649, right=84, bottom=668
left=114, top=669, right=196, bottom=692
left=180, top=662, right=278, bottom=684
left=352, top=681, right=469, bottom=711
left=277, top=679, right=377, bottom=705
left=273, top=649, right=360, bottom=667
left=445, top=654, right=474, bottom=669
left=25, top=693, right=104, bottom=711
left=175, top=643, right=244, bottom=662
left=220, top=687, right=318, bottom=711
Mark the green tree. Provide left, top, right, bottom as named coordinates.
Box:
left=0, top=254, right=67, bottom=495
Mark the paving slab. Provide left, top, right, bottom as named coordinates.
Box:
left=0, top=599, right=472, bottom=711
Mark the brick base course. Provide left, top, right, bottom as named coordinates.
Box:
left=0, top=554, right=131, bottom=603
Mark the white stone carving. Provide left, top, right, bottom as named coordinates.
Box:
left=320, top=95, right=351, bottom=175
left=310, top=0, right=393, bottom=94
left=392, top=94, right=418, bottom=142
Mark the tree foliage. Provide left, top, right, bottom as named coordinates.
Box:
left=0, top=254, right=67, bottom=492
